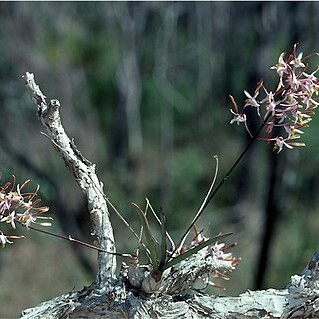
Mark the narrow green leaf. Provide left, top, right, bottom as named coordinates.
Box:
left=159, top=207, right=167, bottom=268
left=162, top=232, right=232, bottom=270
left=132, top=203, right=159, bottom=270
left=106, top=198, right=152, bottom=262
left=146, top=198, right=176, bottom=252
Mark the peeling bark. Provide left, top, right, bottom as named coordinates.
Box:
left=22, top=72, right=116, bottom=288
left=19, top=258, right=319, bottom=319
left=20, top=255, right=319, bottom=319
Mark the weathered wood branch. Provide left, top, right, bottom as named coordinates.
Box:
left=19, top=250, right=319, bottom=318
left=22, top=72, right=116, bottom=289
left=21, top=252, right=319, bottom=319
left=20, top=73, right=319, bottom=318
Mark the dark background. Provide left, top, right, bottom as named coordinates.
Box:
left=1, top=2, right=319, bottom=317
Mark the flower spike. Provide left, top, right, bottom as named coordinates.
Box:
left=230, top=44, right=319, bottom=153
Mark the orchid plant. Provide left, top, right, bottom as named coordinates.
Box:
left=1, top=45, right=318, bottom=295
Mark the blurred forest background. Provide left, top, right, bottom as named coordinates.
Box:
left=1, top=2, right=319, bottom=318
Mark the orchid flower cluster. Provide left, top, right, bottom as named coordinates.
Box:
left=181, top=228, right=239, bottom=291
left=230, top=45, right=319, bottom=153
left=0, top=175, right=52, bottom=247
left=181, top=228, right=239, bottom=270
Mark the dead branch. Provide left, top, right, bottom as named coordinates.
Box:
left=22, top=72, right=116, bottom=289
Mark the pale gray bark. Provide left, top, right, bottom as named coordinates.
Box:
left=22, top=72, right=116, bottom=289
left=20, top=253, right=319, bottom=319
left=21, top=73, right=319, bottom=318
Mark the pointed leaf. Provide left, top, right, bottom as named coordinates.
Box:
left=146, top=198, right=175, bottom=251
left=159, top=208, right=167, bottom=268
left=132, top=203, right=159, bottom=270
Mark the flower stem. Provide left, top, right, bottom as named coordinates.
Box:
left=171, top=114, right=271, bottom=258
left=17, top=221, right=131, bottom=257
